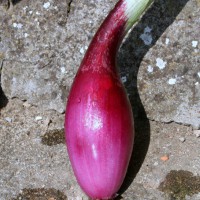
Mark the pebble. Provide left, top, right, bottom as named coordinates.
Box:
left=179, top=137, right=186, bottom=142
left=156, top=58, right=167, bottom=69
left=4, top=117, right=12, bottom=123
left=24, top=33, right=29, bottom=38
left=147, top=65, right=153, bottom=73
left=35, top=116, right=43, bottom=121
left=193, top=130, right=200, bottom=138
left=80, top=47, right=84, bottom=54
left=160, top=155, right=169, bottom=161
left=192, top=40, right=198, bottom=48
left=43, top=2, right=50, bottom=9
left=61, top=67, right=66, bottom=74
left=13, top=23, right=23, bottom=29
left=165, top=38, right=170, bottom=45
left=140, top=26, right=153, bottom=45
left=121, top=76, right=127, bottom=83
left=153, top=161, right=159, bottom=166
left=168, top=78, right=177, bottom=85
left=23, top=101, right=31, bottom=108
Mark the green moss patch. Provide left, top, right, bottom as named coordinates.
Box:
left=41, top=129, right=65, bottom=146
left=13, top=188, right=67, bottom=200
left=159, top=170, right=200, bottom=200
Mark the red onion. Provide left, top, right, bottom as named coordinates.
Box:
left=65, top=0, right=152, bottom=199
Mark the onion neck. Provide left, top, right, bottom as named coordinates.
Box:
left=80, top=0, right=153, bottom=73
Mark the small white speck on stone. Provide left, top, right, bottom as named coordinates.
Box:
left=153, top=161, right=158, bottom=166
left=13, top=23, right=23, bottom=29
left=121, top=76, right=127, bottom=83
left=179, top=137, right=186, bottom=143
left=140, top=26, right=153, bottom=45
left=35, top=116, right=43, bottom=121
left=24, top=33, right=29, bottom=38
left=168, top=78, right=177, bottom=85
left=4, top=117, right=12, bottom=123
left=147, top=65, right=153, bottom=73
left=17, top=23, right=23, bottom=29
left=61, top=67, right=66, bottom=74
left=193, top=130, right=200, bottom=138
left=23, top=6, right=28, bottom=10
left=192, top=40, right=198, bottom=48
left=13, top=23, right=17, bottom=27
left=144, top=26, right=152, bottom=32
left=36, top=11, right=40, bottom=15
left=43, top=2, right=50, bottom=9
left=197, top=72, right=200, bottom=78
left=165, top=38, right=170, bottom=45
left=34, top=18, right=38, bottom=22
left=29, top=10, right=33, bottom=14
left=80, top=47, right=84, bottom=54
left=23, top=101, right=31, bottom=108
left=85, top=46, right=88, bottom=50
left=195, top=82, right=199, bottom=86
left=156, top=58, right=167, bottom=69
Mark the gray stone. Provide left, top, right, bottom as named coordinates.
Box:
left=0, top=0, right=200, bottom=199
left=0, top=0, right=117, bottom=113
left=2, top=60, right=68, bottom=113
left=0, top=0, right=74, bottom=113
left=137, top=0, right=200, bottom=129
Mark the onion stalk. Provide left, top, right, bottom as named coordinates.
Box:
left=65, top=0, right=153, bottom=199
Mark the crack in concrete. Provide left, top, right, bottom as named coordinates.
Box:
left=148, top=118, right=194, bottom=128
left=0, top=59, right=8, bottom=109
left=67, top=0, right=73, bottom=17
left=0, top=59, right=4, bottom=72
left=0, top=59, right=4, bottom=84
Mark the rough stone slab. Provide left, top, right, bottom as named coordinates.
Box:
left=0, top=0, right=200, bottom=199
left=1, top=99, right=200, bottom=199
left=117, top=0, right=200, bottom=129
left=138, top=11, right=200, bottom=128
left=0, top=99, right=87, bottom=200
left=0, top=0, right=117, bottom=113
left=2, top=60, right=69, bottom=113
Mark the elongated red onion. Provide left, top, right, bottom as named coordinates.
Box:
left=65, top=0, right=152, bottom=199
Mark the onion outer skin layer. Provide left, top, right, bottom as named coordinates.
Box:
left=65, top=0, right=153, bottom=199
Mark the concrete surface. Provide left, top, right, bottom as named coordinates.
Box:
left=0, top=0, right=200, bottom=199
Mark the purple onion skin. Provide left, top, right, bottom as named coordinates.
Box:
left=65, top=1, right=134, bottom=199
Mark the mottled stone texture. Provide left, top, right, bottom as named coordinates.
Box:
left=0, top=0, right=200, bottom=199
left=1, top=0, right=199, bottom=127
left=118, top=0, right=200, bottom=129
left=0, top=0, right=117, bottom=113
left=138, top=6, right=200, bottom=129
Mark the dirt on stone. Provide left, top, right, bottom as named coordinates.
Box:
left=159, top=170, right=200, bottom=200
left=13, top=188, right=67, bottom=200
